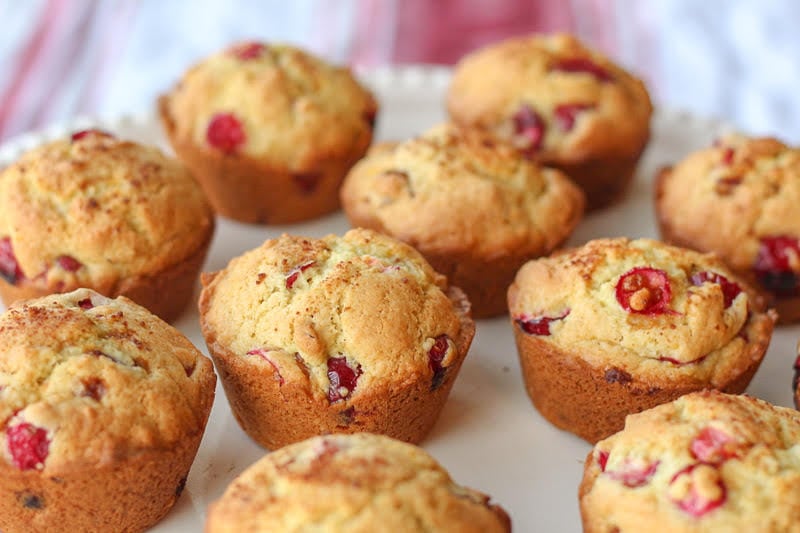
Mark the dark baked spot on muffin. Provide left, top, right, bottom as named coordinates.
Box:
left=363, top=107, right=377, bottom=129
left=0, top=237, right=24, bottom=284
left=327, top=356, right=362, bottom=403
left=255, top=272, right=267, bottom=285
left=175, top=476, right=188, bottom=498
left=16, top=490, right=44, bottom=510
left=714, top=175, right=742, bottom=195
left=292, top=173, right=321, bottom=195
left=604, top=367, right=632, bottom=385
left=133, top=357, right=150, bottom=373
left=337, top=406, right=356, bottom=426
left=183, top=360, right=196, bottom=378
left=80, top=377, right=106, bottom=401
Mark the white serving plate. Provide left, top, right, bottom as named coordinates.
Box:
left=0, top=66, right=796, bottom=532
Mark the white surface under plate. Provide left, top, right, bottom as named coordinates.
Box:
left=0, top=66, right=797, bottom=532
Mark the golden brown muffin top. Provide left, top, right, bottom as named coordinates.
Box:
left=206, top=433, right=511, bottom=533
left=160, top=41, right=377, bottom=170
left=447, top=33, right=652, bottom=161
left=657, top=135, right=800, bottom=282
left=0, top=289, right=216, bottom=475
left=199, top=228, right=469, bottom=404
left=581, top=391, right=800, bottom=532
left=0, top=130, right=214, bottom=292
left=508, top=238, right=775, bottom=384
left=341, top=123, right=585, bottom=258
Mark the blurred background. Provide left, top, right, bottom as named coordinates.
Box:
left=2, top=0, right=799, bottom=143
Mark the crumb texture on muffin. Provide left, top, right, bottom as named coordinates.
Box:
left=201, top=228, right=465, bottom=401
left=509, top=237, right=772, bottom=385
left=206, top=433, right=511, bottom=532
left=656, top=135, right=800, bottom=317
left=580, top=391, right=800, bottom=532
left=447, top=33, right=652, bottom=161
left=341, top=122, right=584, bottom=257
left=0, top=131, right=214, bottom=294
left=0, top=289, right=215, bottom=472
left=160, top=42, right=376, bottom=169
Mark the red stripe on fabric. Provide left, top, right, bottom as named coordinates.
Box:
left=0, top=0, right=64, bottom=138
left=77, top=0, right=140, bottom=115
left=31, top=2, right=96, bottom=126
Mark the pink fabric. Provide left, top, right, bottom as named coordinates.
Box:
left=392, top=0, right=579, bottom=64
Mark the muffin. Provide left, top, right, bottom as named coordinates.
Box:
left=340, top=122, right=585, bottom=318
left=206, top=433, right=511, bottom=532
left=580, top=391, right=800, bottom=532
left=198, top=228, right=474, bottom=450
left=656, top=134, right=800, bottom=323
left=0, top=129, right=215, bottom=322
left=507, top=237, right=775, bottom=443
left=447, top=33, right=652, bottom=210
left=159, top=41, right=377, bottom=224
left=0, top=288, right=216, bottom=533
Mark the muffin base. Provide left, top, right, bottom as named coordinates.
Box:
left=0, top=435, right=205, bottom=533
left=201, top=285, right=475, bottom=450
left=545, top=145, right=647, bottom=212
left=0, top=223, right=213, bottom=322
left=511, top=316, right=773, bottom=444
left=159, top=98, right=372, bottom=225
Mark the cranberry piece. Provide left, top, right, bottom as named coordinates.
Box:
left=515, top=309, right=570, bottom=336
left=754, top=236, right=800, bottom=296
left=721, top=147, right=735, bottom=165
left=229, top=42, right=265, bottom=60
left=512, top=105, right=546, bottom=152
left=551, top=58, right=612, bottom=82
left=605, top=459, right=659, bottom=488
left=597, top=450, right=609, bottom=472
left=690, top=427, right=739, bottom=463
left=285, top=260, right=315, bottom=289
left=615, top=267, right=673, bottom=315
left=363, top=107, right=377, bottom=129
left=428, top=334, right=451, bottom=391
left=77, top=298, right=93, bottom=310
left=0, top=237, right=24, bottom=284
left=206, top=113, right=246, bottom=154
left=56, top=255, right=82, bottom=272
left=17, top=491, right=44, bottom=509
left=71, top=129, right=112, bottom=142
left=658, top=354, right=708, bottom=366
left=247, top=348, right=284, bottom=385
left=669, top=463, right=726, bottom=517
left=553, top=103, right=594, bottom=131
left=604, top=367, right=632, bottom=384
left=7, top=422, right=50, bottom=471
left=690, top=271, right=742, bottom=309
left=292, top=173, right=321, bottom=195
left=327, top=356, right=362, bottom=402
